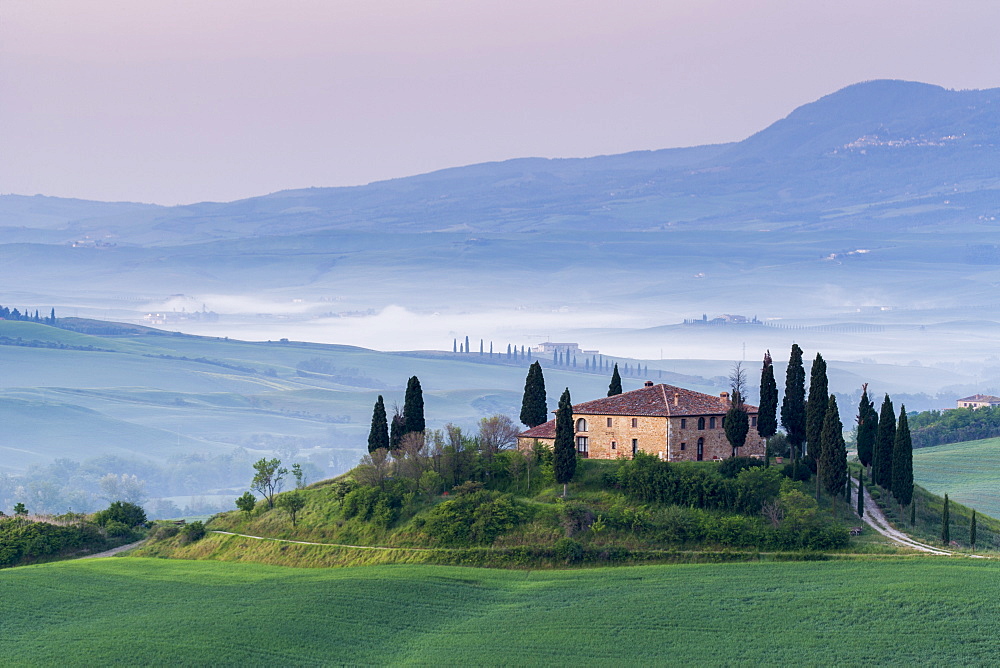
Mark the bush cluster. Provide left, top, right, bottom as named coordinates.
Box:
left=0, top=518, right=105, bottom=568
left=419, top=490, right=528, bottom=546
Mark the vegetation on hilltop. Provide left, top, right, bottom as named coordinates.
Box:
left=909, top=405, right=1000, bottom=448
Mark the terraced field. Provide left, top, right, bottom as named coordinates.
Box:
left=3, top=558, right=1000, bottom=665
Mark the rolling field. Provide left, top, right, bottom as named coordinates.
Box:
left=4, top=558, right=1000, bottom=665
left=913, top=437, right=1000, bottom=519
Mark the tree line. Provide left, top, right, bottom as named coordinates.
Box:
left=907, top=405, right=1000, bottom=448
left=0, top=305, right=56, bottom=324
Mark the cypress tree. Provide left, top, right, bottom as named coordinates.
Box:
left=553, top=388, right=576, bottom=497
left=465, top=336, right=470, bottom=354
left=805, top=353, right=828, bottom=459
left=585, top=358, right=590, bottom=370
left=402, top=376, right=425, bottom=435
left=390, top=411, right=404, bottom=449
left=780, top=343, right=807, bottom=463
left=971, top=510, right=977, bottom=550
left=480, top=339, right=484, bottom=355
left=453, top=338, right=457, bottom=353
left=942, top=493, right=951, bottom=545
left=891, top=405, right=913, bottom=510
left=724, top=390, right=750, bottom=458
left=553, top=350, right=559, bottom=365
left=49, top=307, right=56, bottom=324
left=757, top=351, right=778, bottom=461
left=367, top=395, right=389, bottom=453
left=856, top=384, right=877, bottom=470
left=489, top=341, right=493, bottom=357
left=608, top=364, right=623, bottom=396
left=819, top=394, right=847, bottom=514
left=507, top=344, right=511, bottom=359
left=520, top=362, right=548, bottom=428
left=873, top=395, right=896, bottom=489
left=857, top=468, right=865, bottom=518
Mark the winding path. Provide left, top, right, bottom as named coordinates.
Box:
left=210, top=530, right=433, bottom=551
left=851, top=479, right=953, bottom=555
left=78, top=540, right=145, bottom=559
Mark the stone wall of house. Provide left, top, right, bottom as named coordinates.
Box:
left=666, top=416, right=765, bottom=461
left=516, top=436, right=554, bottom=451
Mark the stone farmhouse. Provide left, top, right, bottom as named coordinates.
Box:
left=956, top=394, right=1000, bottom=409
left=517, top=381, right=766, bottom=462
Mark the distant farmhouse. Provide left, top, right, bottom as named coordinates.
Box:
left=957, top=394, right=1000, bottom=409
left=518, top=381, right=765, bottom=462
left=532, top=342, right=599, bottom=356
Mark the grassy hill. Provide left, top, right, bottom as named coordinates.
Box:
left=4, top=558, right=1000, bottom=665
left=913, top=437, right=1000, bottom=519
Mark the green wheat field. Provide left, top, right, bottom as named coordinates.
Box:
left=3, top=557, right=1000, bottom=665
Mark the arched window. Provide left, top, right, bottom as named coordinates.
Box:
left=697, top=417, right=706, bottom=430
left=576, top=418, right=587, bottom=432
left=697, top=438, right=704, bottom=461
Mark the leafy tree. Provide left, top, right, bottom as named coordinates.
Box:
left=368, top=395, right=390, bottom=453
left=856, top=469, right=864, bottom=518
left=805, top=353, right=828, bottom=459
left=403, top=376, right=425, bottom=436
left=478, top=414, right=519, bottom=463
left=94, top=501, right=146, bottom=527
left=856, top=384, right=877, bottom=469
left=608, top=363, right=623, bottom=396
left=941, top=493, right=950, bottom=544
left=873, top=395, right=896, bottom=489
left=13, top=503, right=27, bottom=516
left=757, top=351, right=778, bottom=456
left=278, top=492, right=306, bottom=527
left=971, top=510, right=977, bottom=550
left=235, top=491, right=256, bottom=516
left=553, top=388, right=576, bottom=497
left=292, top=463, right=305, bottom=489
left=251, top=458, right=287, bottom=509
left=519, top=361, right=548, bottom=428
left=780, top=344, right=807, bottom=462
left=724, top=390, right=750, bottom=458
left=819, top=395, right=847, bottom=514
left=891, top=406, right=914, bottom=510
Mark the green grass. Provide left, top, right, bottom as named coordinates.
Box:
left=914, top=437, right=1000, bottom=519
left=4, top=558, right=1000, bottom=665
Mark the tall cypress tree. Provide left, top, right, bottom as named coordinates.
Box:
left=819, top=394, right=847, bottom=513
left=757, top=351, right=778, bottom=450
left=805, top=353, right=828, bottom=459
left=453, top=339, right=457, bottom=353
left=941, top=493, right=951, bottom=544
left=780, top=344, right=807, bottom=463
left=856, top=384, right=877, bottom=470
left=390, top=410, right=404, bottom=449
left=480, top=339, right=484, bottom=355
left=608, top=363, right=623, bottom=396
left=402, top=376, right=425, bottom=436
left=971, top=510, right=977, bottom=550
left=873, top=395, right=896, bottom=489
left=367, top=395, right=389, bottom=453
left=553, top=388, right=576, bottom=497
left=465, top=336, right=470, bottom=354
left=857, top=468, right=865, bottom=518
left=724, top=391, right=750, bottom=458
left=891, top=405, right=913, bottom=510
left=520, top=362, right=548, bottom=428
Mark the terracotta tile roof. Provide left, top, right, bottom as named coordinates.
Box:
left=519, top=419, right=556, bottom=439
left=571, top=383, right=758, bottom=417
left=958, top=394, right=1000, bottom=403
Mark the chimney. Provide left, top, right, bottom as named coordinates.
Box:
left=644, top=380, right=654, bottom=387
left=673, top=393, right=679, bottom=407
left=720, top=391, right=730, bottom=401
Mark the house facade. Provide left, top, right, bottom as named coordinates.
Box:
left=957, top=394, right=1000, bottom=409
left=517, top=381, right=766, bottom=462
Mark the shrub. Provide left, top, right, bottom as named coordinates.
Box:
left=179, top=521, right=206, bottom=544
left=560, top=503, right=596, bottom=537
left=450, top=481, right=485, bottom=496
left=423, top=490, right=528, bottom=546
left=718, top=456, right=765, bottom=479
left=148, top=524, right=180, bottom=541
left=554, top=537, right=583, bottom=564
left=781, top=462, right=812, bottom=482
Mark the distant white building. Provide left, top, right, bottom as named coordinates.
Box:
left=532, top=342, right=599, bottom=356
left=957, top=394, right=1000, bottom=409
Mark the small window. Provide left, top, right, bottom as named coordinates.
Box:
left=576, top=418, right=588, bottom=432
left=751, top=416, right=757, bottom=427
left=576, top=436, right=589, bottom=453
left=631, top=438, right=638, bottom=455
left=710, top=417, right=717, bottom=429
left=680, top=442, right=686, bottom=451
left=611, top=440, right=617, bottom=450
left=698, top=417, right=706, bottom=430
left=680, top=418, right=686, bottom=429
left=607, top=417, right=613, bottom=428
left=631, top=418, right=638, bottom=428
left=697, top=437, right=704, bottom=461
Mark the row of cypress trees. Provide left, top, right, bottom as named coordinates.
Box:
left=366, top=376, right=425, bottom=452
left=854, top=385, right=914, bottom=512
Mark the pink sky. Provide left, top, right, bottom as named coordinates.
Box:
left=2, top=0, right=999, bottom=204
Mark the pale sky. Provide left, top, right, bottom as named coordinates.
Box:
left=2, top=0, right=999, bottom=205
